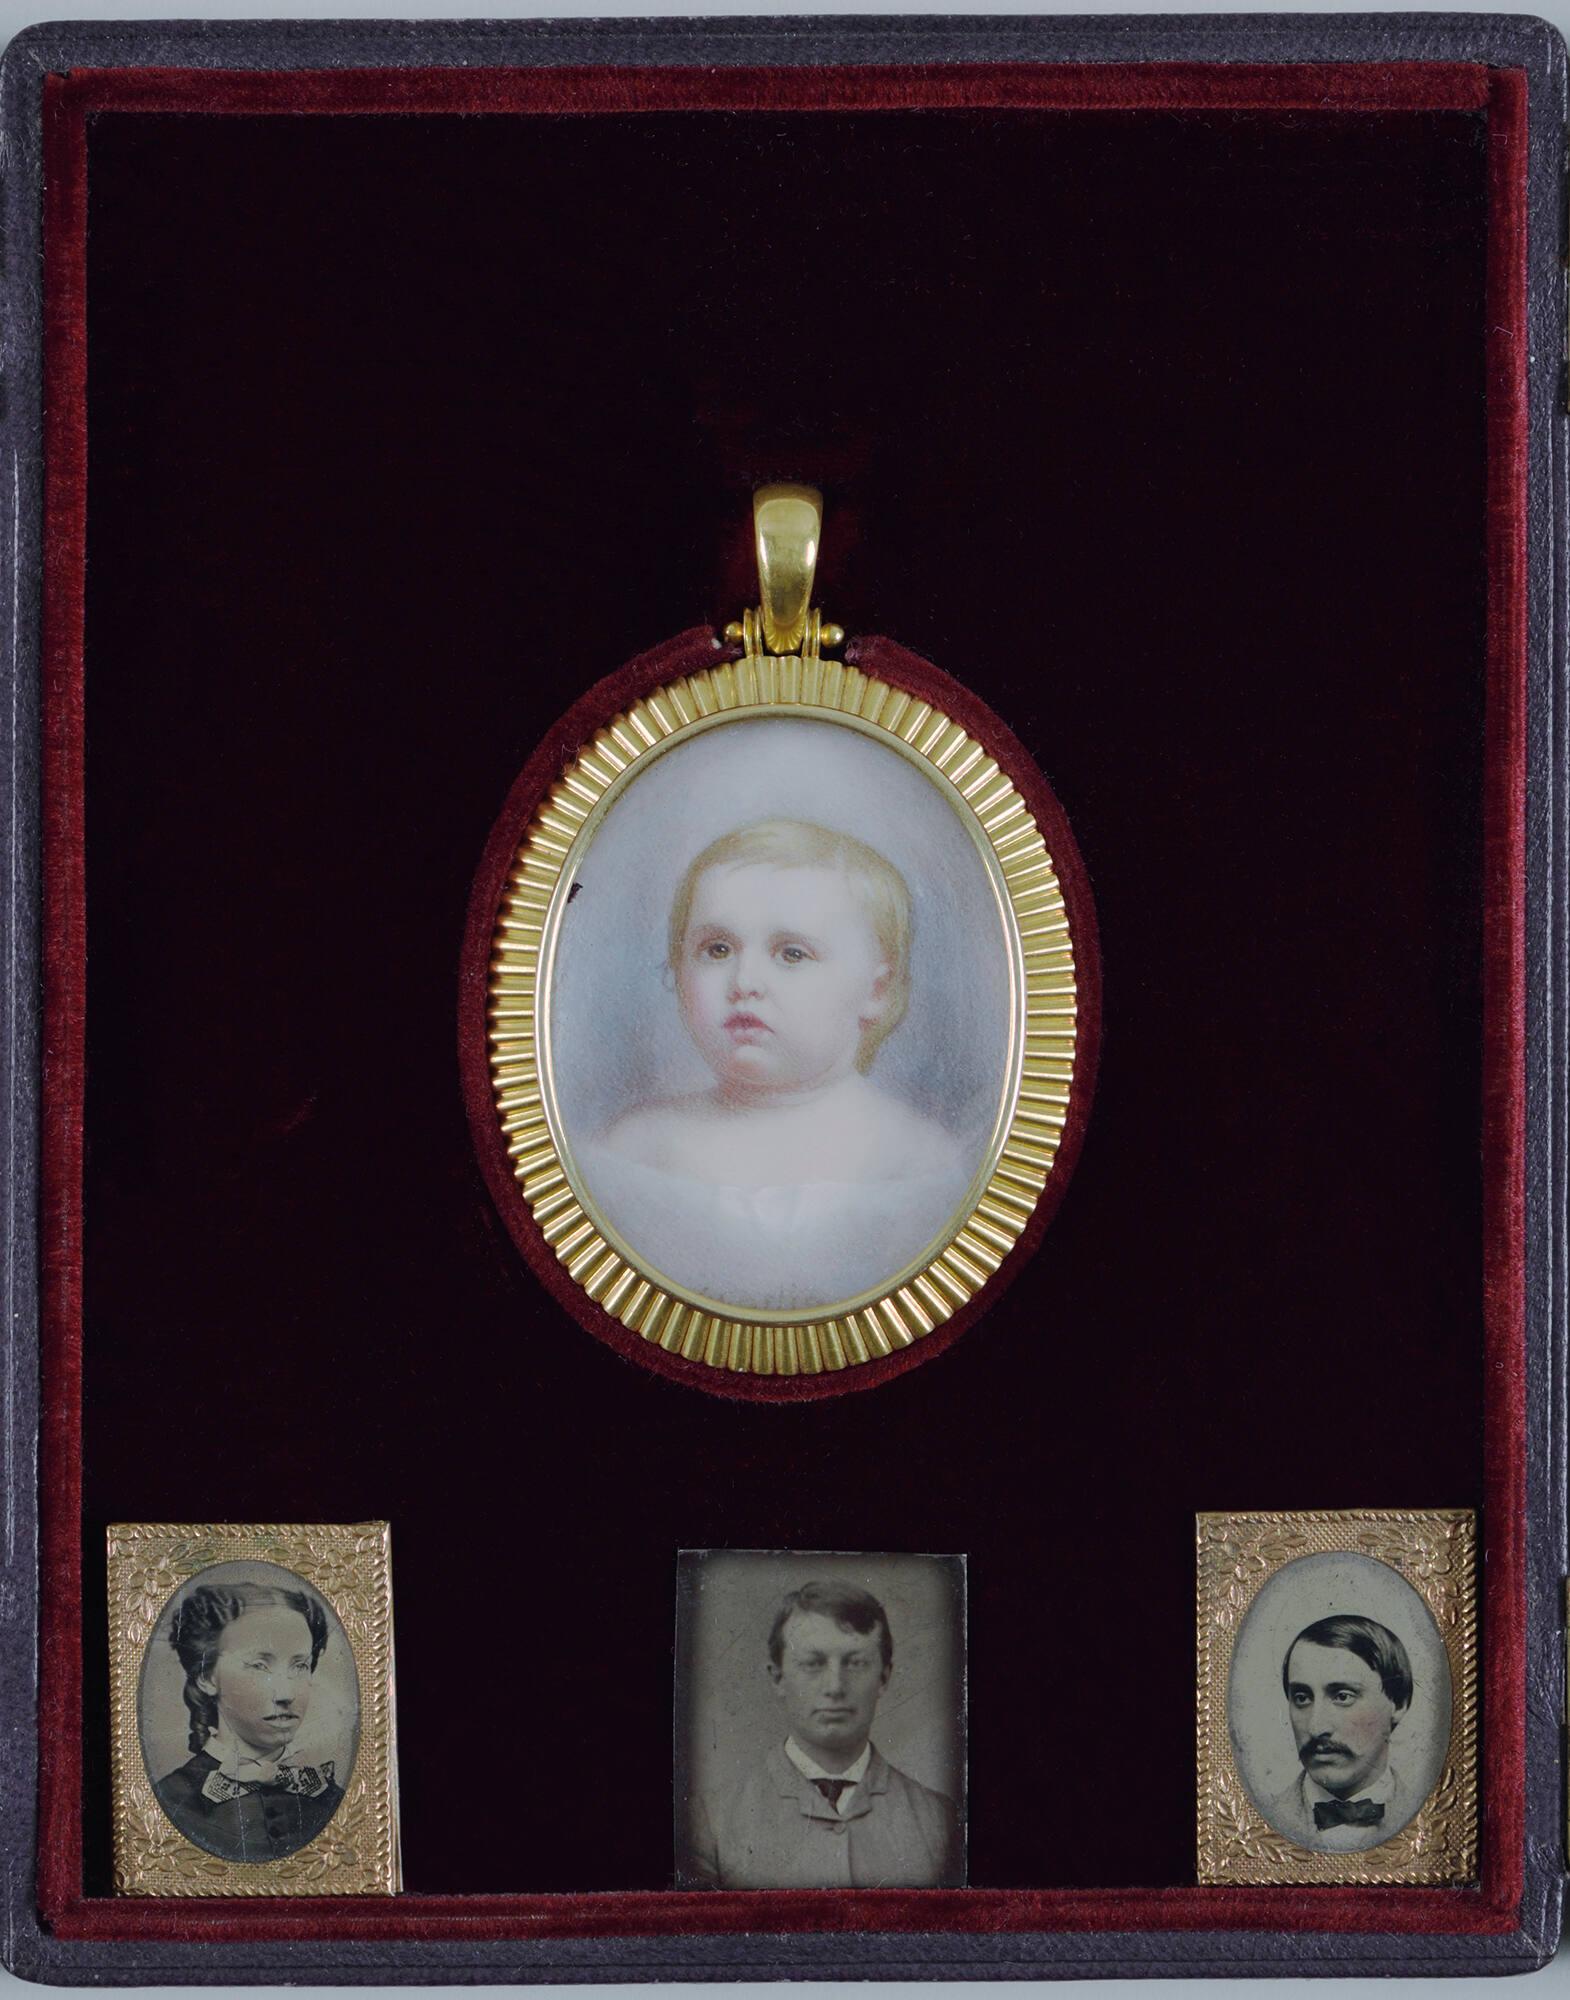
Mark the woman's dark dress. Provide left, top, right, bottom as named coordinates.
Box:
left=155, top=1751, right=344, bottom=1863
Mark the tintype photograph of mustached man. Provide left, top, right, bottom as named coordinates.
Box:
left=1225, top=1549, right=1452, bottom=1858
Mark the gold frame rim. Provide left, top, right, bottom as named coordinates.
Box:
left=538, top=704, right=1027, bottom=1324
left=1195, top=1508, right=1478, bottom=1886
left=486, top=653, right=1079, bottom=1378
left=108, top=1521, right=400, bottom=1896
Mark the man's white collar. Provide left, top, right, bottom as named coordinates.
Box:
left=784, top=1736, right=872, bottom=1787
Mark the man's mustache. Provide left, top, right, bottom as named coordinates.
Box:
left=1299, top=1736, right=1352, bottom=1765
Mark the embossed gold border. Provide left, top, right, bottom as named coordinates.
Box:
left=109, top=1522, right=400, bottom=1895
left=487, top=656, right=1078, bottom=1378
left=1196, top=1508, right=1477, bottom=1886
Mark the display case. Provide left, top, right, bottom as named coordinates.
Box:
left=0, top=13, right=1563, bottom=1981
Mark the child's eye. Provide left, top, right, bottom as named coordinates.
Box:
left=777, top=944, right=809, bottom=965
left=701, top=940, right=730, bottom=961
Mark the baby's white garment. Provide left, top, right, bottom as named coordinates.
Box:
left=573, top=1144, right=977, bottom=1311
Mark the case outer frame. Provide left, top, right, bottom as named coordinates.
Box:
left=0, top=12, right=1563, bottom=1983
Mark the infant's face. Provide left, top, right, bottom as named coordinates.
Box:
left=677, top=862, right=889, bottom=1097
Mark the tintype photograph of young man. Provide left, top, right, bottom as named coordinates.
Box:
left=673, top=1549, right=966, bottom=1890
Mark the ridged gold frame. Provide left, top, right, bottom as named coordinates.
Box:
left=1196, top=1508, right=1477, bottom=1885
left=109, top=1522, right=400, bottom=1895
left=487, top=655, right=1078, bottom=1377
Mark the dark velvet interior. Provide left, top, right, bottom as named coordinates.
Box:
left=77, top=105, right=1486, bottom=1895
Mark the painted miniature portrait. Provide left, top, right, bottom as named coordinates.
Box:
left=548, top=718, right=1014, bottom=1312
left=673, top=1549, right=967, bottom=1889
left=1225, top=1551, right=1451, bottom=1858
left=138, top=1560, right=359, bottom=1865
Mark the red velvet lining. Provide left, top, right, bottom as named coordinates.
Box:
left=37, top=62, right=90, bottom=1943
left=456, top=628, right=1102, bottom=1402
left=27, top=1883, right=1531, bottom=1945
left=53, top=60, right=1493, bottom=118
left=1477, top=64, right=1529, bottom=1902
left=33, top=59, right=1530, bottom=1943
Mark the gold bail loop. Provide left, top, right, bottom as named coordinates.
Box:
left=754, top=483, right=821, bottom=656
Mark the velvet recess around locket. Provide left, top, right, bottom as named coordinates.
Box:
left=460, top=487, right=1100, bottom=1400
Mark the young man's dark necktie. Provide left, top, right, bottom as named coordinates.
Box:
left=813, top=1778, right=855, bottom=1809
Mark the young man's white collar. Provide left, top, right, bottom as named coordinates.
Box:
left=784, top=1735, right=872, bottom=1816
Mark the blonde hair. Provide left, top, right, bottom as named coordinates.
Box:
left=667, top=818, right=912, bottom=1072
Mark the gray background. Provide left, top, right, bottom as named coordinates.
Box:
left=0, top=0, right=1562, bottom=1991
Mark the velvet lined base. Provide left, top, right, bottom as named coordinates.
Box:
left=34, top=59, right=1526, bottom=1941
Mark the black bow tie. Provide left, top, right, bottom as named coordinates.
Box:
left=813, top=1777, right=855, bottom=1807
left=1313, top=1796, right=1385, bottom=1830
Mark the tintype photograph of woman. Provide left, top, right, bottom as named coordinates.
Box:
left=140, top=1562, right=359, bottom=1865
